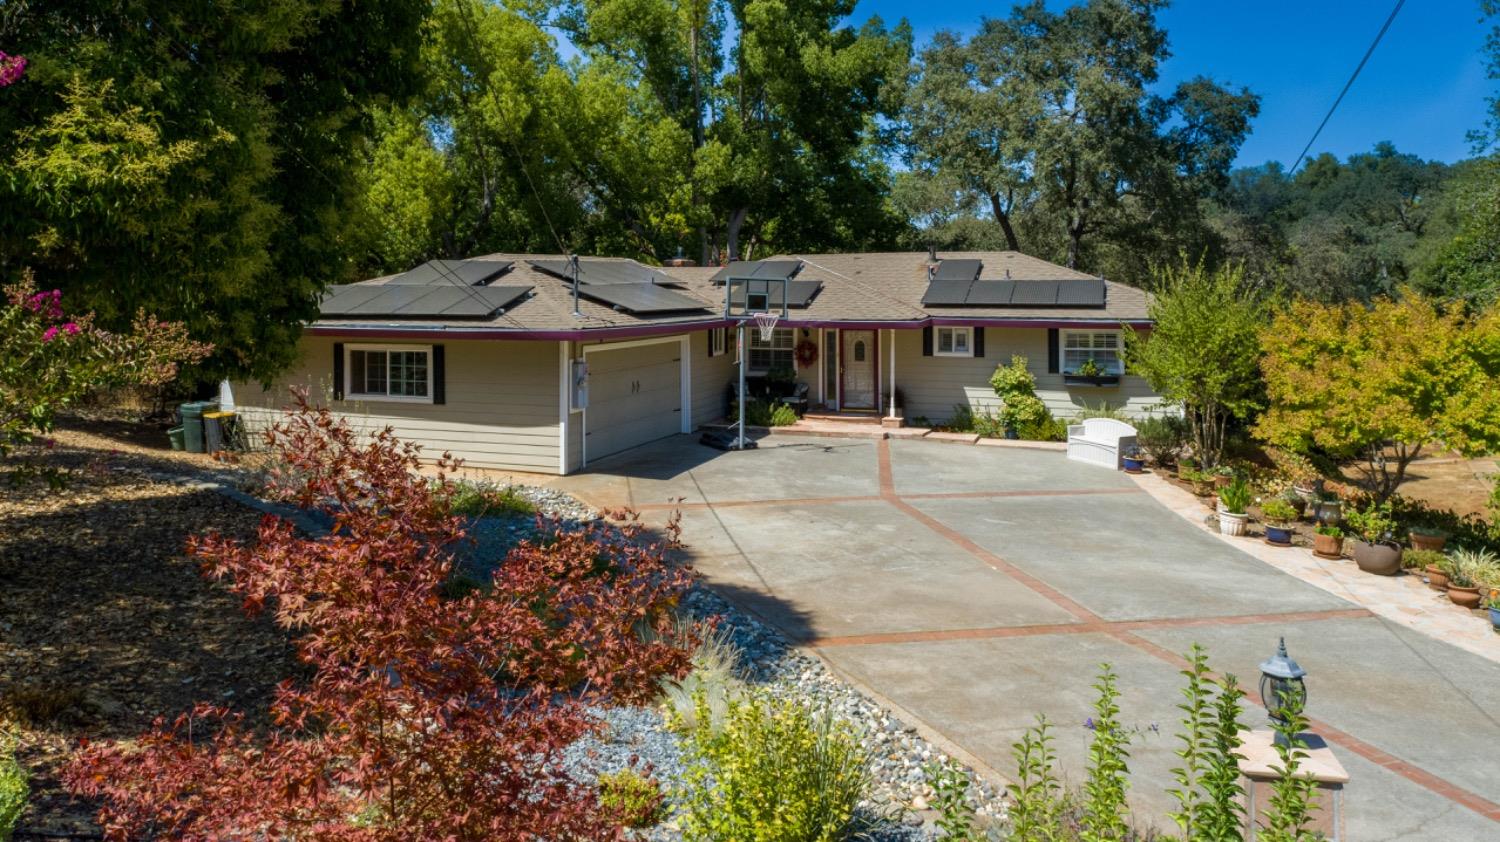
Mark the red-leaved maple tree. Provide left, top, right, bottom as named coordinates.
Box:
left=65, top=393, right=694, bottom=840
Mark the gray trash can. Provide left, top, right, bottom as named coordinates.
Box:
left=179, top=401, right=218, bottom=453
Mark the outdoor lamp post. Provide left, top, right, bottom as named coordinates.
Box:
left=1258, top=637, right=1308, bottom=744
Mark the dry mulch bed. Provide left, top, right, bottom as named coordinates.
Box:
left=1, top=422, right=298, bottom=838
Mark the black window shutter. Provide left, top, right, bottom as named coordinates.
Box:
left=708, top=328, right=715, bottom=358
left=973, top=327, right=985, bottom=358
left=922, top=325, right=933, bottom=356
left=431, top=344, right=446, bottom=405
left=1047, top=329, right=1059, bottom=373
left=332, top=342, right=345, bottom=400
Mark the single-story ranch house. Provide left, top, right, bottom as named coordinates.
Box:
left=230, top=251, right=1160, bottom=474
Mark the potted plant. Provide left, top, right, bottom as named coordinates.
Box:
left=1184, top=468, right=1214, bottom=497
left=1344, top=501, right=1402, bottom=576
left=1403, top=549, right=1445, bottom=583
left=1409, top=526, right=1448, bottom=552
left=1260, top=497, right=1299, bottom=546
left=1486, top=590, right=1500, bottom=633
left=1177, top=455, right=1197, bottom=481
left=1212, top=465, right=1235, bottom=490
left=1312, top=524, right=1344, bottom=559
left=1280, top=489, right=1308, bottom=521
left=1312, top=491, right=1343, bottom=526
left=1216, top=477, right=1251, bottom=537
left=1426, top=553, right=1454, bottom=592
left=1063, top=358, right=1120, bottom=387
left=1121, top=445, right=1145, bottom=474
left=1448, top=548, right=1500, bottom=610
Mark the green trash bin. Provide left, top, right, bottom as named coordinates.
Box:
left=167, top=426, right=186, bottom=451
left=202, top=410, right=235, bottom=453
left=179, top=401, right=218, bottom=453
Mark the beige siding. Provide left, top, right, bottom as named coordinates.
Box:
left=892, top=327, right=1164, bottom=425
left=691, top=329, right=738, bottom=426
left=233, top=336, right=564, bottom=474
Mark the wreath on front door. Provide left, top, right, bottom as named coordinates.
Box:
left=794, top=338, right=819, bottom=368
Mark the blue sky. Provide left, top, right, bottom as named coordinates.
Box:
left=853, top=0, right=1494, bottom=167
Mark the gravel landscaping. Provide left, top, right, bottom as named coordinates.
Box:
left=9, top=418, right=1011, bottom=839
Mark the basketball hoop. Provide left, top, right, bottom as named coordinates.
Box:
left=753, top=311, right=780, bottom=341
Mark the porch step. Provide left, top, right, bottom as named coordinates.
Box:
left=801, top=411, right=884, bottom=425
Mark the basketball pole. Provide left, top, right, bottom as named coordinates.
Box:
left=737, top=322, right=746, bottom=448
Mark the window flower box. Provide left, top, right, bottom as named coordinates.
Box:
left=1063, top=373, right=1120, bottom=387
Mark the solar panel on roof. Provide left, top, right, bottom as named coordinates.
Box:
left=920, top=279, right=973, bottom=306
left=319, top=284, right=532, bottom=318
left=964, top=281, right=1014, bottom=306
left=528, top=258, right=674, bottom=286
left=579, top=283, right=707, bottom=313
left=1056, top=278, right=1106, bottom=306
left=933, top=259, right=982, bottom=281
left=1008, top=281, right=1060, bottom=306
left=710, top=259, right=803, bottom=284
left=384, top=259, right=513, bottom=286
left=727, top=279, right=823, bottom=309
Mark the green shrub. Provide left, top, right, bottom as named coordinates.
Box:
left=949, top=404, right=977, bottom=432
left=0, top=723, right=26, bottom=842
left=442, top=480, right=537, bottom=518
left=598, top=768, right=665, bottom=829
left=1080, top=666, right=1130, bottom=840
left=926, top=759, right=981, bottom=841
left=1135, top=414, right=1188, bottom=466
left=1344, top=501, right=1397, bottom=544
left=677, top=693, right=870, bottom=842
left=988, top=355, right=1038, bottom=398
left=1006, top=716, right=1065, bottom=841
left=1403, top=548, right=1446, bottom=572
left=735, top=399, right=799, bottom=427
left=1072, top=401, right=1131, bottom=421
left=1259, top=497, right=1298, bottom=526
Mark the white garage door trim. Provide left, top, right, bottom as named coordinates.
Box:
left=581, top=335, right=691, bottom=468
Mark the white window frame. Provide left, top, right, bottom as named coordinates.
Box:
left=747, top=327, right=795, bottom=375
left=934, top=326, right=973, bottom=358
left=1061, top=330, right=1124, bottom=376
left=708, top=327, right=728, bottom=357
left=345, top=343, right=435, bottom=404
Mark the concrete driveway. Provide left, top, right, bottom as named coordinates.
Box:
left=561, top=435, right=1500, bottom=840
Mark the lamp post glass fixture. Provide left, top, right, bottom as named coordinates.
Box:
left=1259, top=637, right=1308, bottom=744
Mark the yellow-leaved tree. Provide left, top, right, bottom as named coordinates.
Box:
left=1256, top=294, right=1500, bottom=502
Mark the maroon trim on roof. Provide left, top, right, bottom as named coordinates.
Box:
left=304, top=316, right=1151, bottom=341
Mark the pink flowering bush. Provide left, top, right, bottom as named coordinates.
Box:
left=1, top=270, right=212, bottom=451
left=0, top=52, right=24, bottom=87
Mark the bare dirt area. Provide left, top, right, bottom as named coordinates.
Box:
left=0, top=421, right=297, bottom=837
left=1394, top=452, right=1498, bottom=520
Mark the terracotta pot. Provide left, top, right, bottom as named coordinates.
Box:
left=1213, top=473, right=1232, bottom=490
left=1448, top=584, right=1482, bottom=609
left=1177, top=462, right=1196, bottom=480
left=1410, top=532, right=1447, bottom=552
left=1351, top=540, right=1403, bottom=576
left=1312, top=532, right=1343, bottom=559
left=1191, top=480, right=1213, bottom=496
left=1426, top=565, right=1449, bottom=592
left=1218, top=510, right=1249, bottom=537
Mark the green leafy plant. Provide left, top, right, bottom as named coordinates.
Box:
left=1167, top=645, right=1245, bottom=841
left=1074, top=358, right=1105, bottom=378
left=1080, top=666, right=1130, bottom=842
left=1218, top=477, right=1252, bottom=515
left=0, top=721, right=27, bottom=842
left=676, top=693, right=870, bottom=842
left=1072, top=401, right=1130, bottom=421
left=926, top=759, right=980, bottom=841
left=1314, top=524, right=1343, bottom=538
left=1450, top=547, right=1500, bottom=591
left=1403, top=548, right=1447, bottom=572
left=598, top=768, right=665, bottom=829
left=441, top=480, right=537, bottom=518
left=1006, top=715, right=1065, bottom=842
left=1135, top=414, right=1188, bottom=466
left=1260, top=498, right=1299, bottom=527
left=948, top=404, right=977, bottom=432
left=1261, top=688, right=1318, bottom=842
left=736, top=398, right=799, bottom=427
left=1344, top=501, right=1398, bottom=544
left=989, top=356, right=1054, bottom=437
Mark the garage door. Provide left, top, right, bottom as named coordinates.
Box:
left=586, top=341, right=683, bottom=461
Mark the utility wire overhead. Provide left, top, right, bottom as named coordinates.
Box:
left=1288, top=0, right=1406, bottom=175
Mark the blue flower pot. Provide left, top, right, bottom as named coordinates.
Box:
left=1122, top=456, right=1143, bottom=473
left=1490, top=606, right=1500, bottom=632
left=1265, top=525, right=1293, bottom=546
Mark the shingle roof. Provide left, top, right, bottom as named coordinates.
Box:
left=309, top=251, right=1150, bottom=335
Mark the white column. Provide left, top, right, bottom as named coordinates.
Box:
left=558, top=341, right=569, bottom=474
left=887, top=329, right=897, bottom=418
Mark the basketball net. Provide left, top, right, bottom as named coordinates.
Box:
left=753, top=311, right=780, bottom=341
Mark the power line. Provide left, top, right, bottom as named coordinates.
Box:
left=1288, top=0, right=1405, bottom=175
